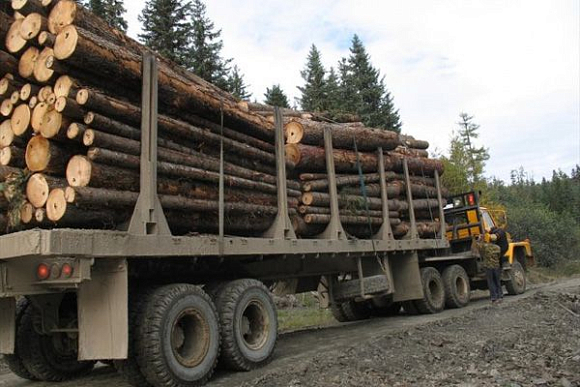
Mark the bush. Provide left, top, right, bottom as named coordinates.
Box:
left=507, top=203, right=580, bottom=267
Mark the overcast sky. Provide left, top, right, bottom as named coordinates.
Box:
left=124, top=0, right=580, bottom=183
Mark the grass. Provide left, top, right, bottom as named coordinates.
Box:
left=527, top=260, right=580, bottom=284
left=277, top=307, right=335, bottom=332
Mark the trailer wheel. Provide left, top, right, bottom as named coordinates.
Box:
left=3, top=298, right=38, bottom=381
left=370, top=297, right=402, bottom=317
left=18, top=307, right=95, bottom=382
left=330, top=303, right=349, bottom=322
left=442, top=265, right=471, bottom=308
left=505, top=261, right=526, bottom=295
left=115, top=288, right=156, bottom=387
left=415, top=267, right=445, bottom=314
left=135, top=284, right=220, bottom=387
left=214, top=279, right=278, bottom=371
left=340, top=300, right=371, bottom=321
left=402, top=301, right=419, bottom=315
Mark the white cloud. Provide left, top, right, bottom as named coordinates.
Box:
left=124, top=0, right=579, bottom=182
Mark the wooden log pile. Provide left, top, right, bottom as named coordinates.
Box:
left=0, top=0, right=447, bottom=239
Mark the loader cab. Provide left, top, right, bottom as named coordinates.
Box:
left=444, top=191, right=491, bottom=253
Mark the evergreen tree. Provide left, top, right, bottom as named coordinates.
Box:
left=325, top=67, right=341, bottom=111
left=338, top=35, right=402, bottom=132
left=87, top=0, right=128, bottom=32
left=189, top=0, right=231, bottom=90
left=264, top=85, right=290, bottom=108
left=227, top=65, right=251, bottom=100
left=441, top=113, right=489, bottom=193
left=298, top=44, right=327, bottom=112
left=139, top=0, right=193, bottom=67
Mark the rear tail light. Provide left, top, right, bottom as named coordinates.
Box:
left=61, top=263, right=74, bottom=278
left=37, top=263, right=50, bottom=280
left=467, top=193, right=475, bottom=206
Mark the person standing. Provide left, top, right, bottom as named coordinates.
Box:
left=473, top=234, right=503, bottom=304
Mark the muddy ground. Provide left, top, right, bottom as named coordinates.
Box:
left=1, top=277, right=579, bottom=387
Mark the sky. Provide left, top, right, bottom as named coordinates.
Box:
left=124, top=0, right=580, bottom=183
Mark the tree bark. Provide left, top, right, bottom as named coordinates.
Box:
left=284, top=118, right=401, bottom=151
left=286, top=143, right=444, bottom=175
left=400, top=135, right=429, bottom=150
left=0, top=146, right=25, bottom=167
left=0, top=51, right=19, bottom=77
left=298, top=205, right=398, bottom=219
left=12, top=0, right=46, bottom=16
left=38, top=31, right=56, bottom=48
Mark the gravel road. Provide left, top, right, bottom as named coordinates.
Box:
left=1, top=277, right=579, bottom=387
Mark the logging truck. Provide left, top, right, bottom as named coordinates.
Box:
left=0, top=99, right=534, bottom=387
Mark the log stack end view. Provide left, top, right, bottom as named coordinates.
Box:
left=0, top=0, right=447, bottom=239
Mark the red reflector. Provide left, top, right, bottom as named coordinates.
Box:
left=61, top=263, right=73, bottom=278
left=37, top=263, right=50, bottom=280
left=467, top=194, right=475, bottom=206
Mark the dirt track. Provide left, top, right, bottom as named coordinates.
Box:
left=1, top=277, right=579, bottom=387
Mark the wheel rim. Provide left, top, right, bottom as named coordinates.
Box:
left=455, top=276, right=468, bottom=299
left=239, top=300, right=269, bottom=351
left=514, top=268, right=525, bottom=290
left=171, top=308, right=211, bottom=368
left=428, top=279, right=444, bottom=305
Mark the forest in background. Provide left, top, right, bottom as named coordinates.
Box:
left=84, top=0, right=580, bottom=268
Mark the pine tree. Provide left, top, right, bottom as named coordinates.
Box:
left=338, top=35, right=402, bottom=132
left=87, top=0, right=128, bottom=32
left=139, top=0, right=193, bottom=67
left=298, top=44, right=327, bottom=112
left=325, top=67, right=340, bottom=111
left=264, top=85, right=290, bottom=108
left=189, top=0, right=231, bottom=90
left=227, top=65, right=251, bottom=100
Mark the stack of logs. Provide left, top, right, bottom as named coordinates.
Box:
left=0, top=0, right=446, bottom=239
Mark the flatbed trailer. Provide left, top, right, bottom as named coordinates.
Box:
left=0, top=55, right=524, bottom=387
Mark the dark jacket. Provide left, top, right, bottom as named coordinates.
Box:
left=491, top=227, right=509, bottom=257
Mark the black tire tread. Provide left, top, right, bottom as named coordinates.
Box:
left=505, top=261, right=526, bottom=295
left=214, top=279, right=278, bottom=371
left=136, top=284, right=220, bottom=387
left=442, top=265, right=471, bottom=308
left=340, top=300, right=371, bottom=321
left=3, top=298, right=38, bottom=381
left=415, top=267, right=445, bottom=314
left=329, top=303, right=349, bottom=322
left=402, top=300, right=420, bottom=315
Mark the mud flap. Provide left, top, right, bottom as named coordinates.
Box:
left=390, top=252, right=424, bottom=302
left=78, top=259, right=128, bottom=360
left=0, top=297, right=16, bottom=354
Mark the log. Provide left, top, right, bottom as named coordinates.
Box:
left=400, top=135, right=429, bottom=150
left=20, top=201, right=34, bottom=224
left=25, top=172, right=65, bottom=207
left=301, top=191, right=384, bottom=211
left=17, top=46, right=39, bottom=80
left=284, top=118, right=400, bottom=151
left=37, top=84, right=52, bottom=101
left=33, top=47, right=61, bottom=83
left=30, top=100, right=53, bottom=132
left=0, top=146, right=25, bottom=167
left=9, top=91, right=20, bottom=105
left=5, top=20, right=28, bottom=54
left=76, top=89, right=278, bottom=166
left=19, top=82, right=40, bottom=101
left=0, top=51, right=19, bottom=76
left=86, top=147, right=300, bottom=192
left=66, top=121, right=85, bottom=140
left=25, top=135, right=71, bottom=172
left=286, top=143, right=444, bottom=175
left=38, top=104, right=68, bottom=138
left=54, top=95, right=84, bottom=119
left=12, top=0, right=46, bottom=16
left=53, top=74, right=79, bottom=98
left=46, top=188, right=129, bottom=224
left=52, top=25, right=275, bottom=140
left=0, top=99, right=14, bottom=116
left=38, top=31, right=56, bottom=48
left=392, top=146, right=429, bottom=158
left=303, top=214, right=401, bottom=227
left=0, top=120, right=19, bottom=147
left=340, top=182, right=446, bottom=199
left=20, top=13, right=47, bottom=40
left=0, top=76, right=23, bottom=98
left=0, top=165, right=20, bottom=181
left=28, top=95, right=37, bottom=108
left=298, top=205, right=398, bottom=219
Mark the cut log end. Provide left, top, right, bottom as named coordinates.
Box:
left=301, top=192, right=314, bottom=206
left=39, top=109, right=63, bottom=138
left=0, top=120, right=14, bottom=148
left=20, top=13, right=46, bottom=40
left=31, top=102, right=51, bottom=133
left=66, top=155, right=91, bottom=187
left=6, top=20, right=27, bottom=54
left=64, top=186, right=75, bottom=203
left=75, top=88, right=88, bottom=105
left=53, top=24, right=77, bottom=60
left=26, top=173, right=50, bottom=207
left=33, top=47, right=55, bottom=83
left=1, top=100, right=14, bottom=117
left=10, top=91, right=20, bottom=105
left=285, top=143, right=301, bottom=166
left=83, top=111, right=94, bottom=125
left=35, top=208, right=46, bottom=223
left=20, top=201, right=34, bottom=224
left=25, top=135, right=50, bottom=171
left=18, top=46, right=40, bottom=79
left=82, top=128, right=94, bottom=146
left=66, top=122, right=85, bottom=139
left=20, top=83, right=33, bottom=101
left=38, top=31, right=56, bottom=47
left=0, top=147, right=13, bottom=166
left=54, top=75, right=76, bottom=98
left=47, top=0, right=77, bottom=34
left=284, top=121, right=304, bottom=144
left=28, top=96, right=38, bottom=109
left=38, top=85, right=53, bottom=101
left=46, top=188, right=66, bottom=221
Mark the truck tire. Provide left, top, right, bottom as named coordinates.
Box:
left=115, top=288, right=156, bottom=387
left=505, top=261, right=526, bottom=295
left=370, top=297, right=402, bottom=317
left=442, top=265, right=471, bottom=308
left=330, top=303, right=349, bottom=322
left=214, top=279, right=278, bottom=371
left=340, top=300, right=371, bottom=321
left=3, top=298, right=38, bottom=381
left=415, top=267, right=445, bottom=314
left=18, top=307, right=95, bottom=382
left=402, top=301, right=419, bottom=315
left=136, top=284, right=220, bottom=387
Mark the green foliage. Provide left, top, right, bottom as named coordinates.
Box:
left=139, top=0, right=194, bottom=67
left=189, top=0, right=231, bottom=90
left=441, top=113, right=489, bottom=194
left=227, top=65, right=251, bottom=100
left=87, top=0, right=128, bottom=31
left=298, top=45, right=327, bottom=112
left=337, top=35, right=401, bottom=132
left=324, top=67, right=341, bottom=112
left=264, top=84, right=290, bottom=108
